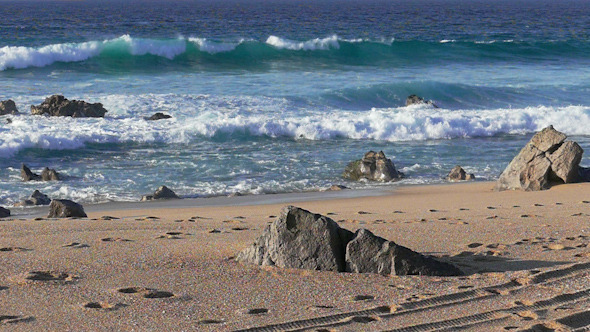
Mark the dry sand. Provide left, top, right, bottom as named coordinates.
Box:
left=1, top=181, right=589, bottom=331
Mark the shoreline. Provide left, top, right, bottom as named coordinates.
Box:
left=7, top=180, right=482, bottom=218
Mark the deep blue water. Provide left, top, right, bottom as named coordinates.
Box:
left=1, top=0, right=589, bottom=205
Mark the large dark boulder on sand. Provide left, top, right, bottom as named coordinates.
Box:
left=21, top=164, right=60, bottom=182
left=0, top=207, right=10, bottom=218
left=446, top=165, right=475, bottom=182
left=141, top=185, right=180, bottom=201
left=237, top=206, right=353, bottom=272
left=0, top=99, right=19, bottom=115
left=31, top=95, right=107, bottom=118
left=47, top=199, right=87, bottom=218
left=14, top=190, right=51, bottom=207
left=346, top=229, right=463, bottom=276
left=495, top=126, right=584, bottom=191
left=237, top=206, right=462, bottom=276
left=343, top=151, right=404, bottom=182
left=406, top=94, right=438, bottom=108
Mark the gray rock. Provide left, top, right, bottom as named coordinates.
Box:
left=405, top=95, right=438, bottom=108
left=141, top=185, right=180, bottom=201
left=21, top=164, right=40, bottom=181
left=345, top=229, right=462, bottom=276
left=15, top=190, right=51, bottom=207
left=495, top=126, right=584, bottom=191
left=327, top=184, right=349, bottom=191
left=0, top=207, right=10, bottom=218
left=47, top=199, right=87, bottom=218
left=446, top=166, right=475, bottom=181
left=579, top=166, right=590, bottom=182
left=237, top=206, right=462, bottom=276
left=236, top=206, right=354, bottom=272
left=31, top=95, right=107, bottom=118
left=41, top=167, right=60, bottom=181
left=343, top=151, right=404, bottom=182
left=0, top=99, right=19, bottom=115
left=146, top=112, right=171, bottom=120
left=547, top=141, right=583, bottom=183
left=20, top=164, right=59, bottom=182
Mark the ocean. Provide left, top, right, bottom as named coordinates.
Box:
left=1, top=0, right=589, bottom=205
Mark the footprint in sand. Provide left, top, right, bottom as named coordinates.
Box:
left=198, top=319, right=225, bottom=325
left=486, top=215, right=499, bottom=219
left=0, top=315, right=34, bottom=325
left=0, top=286, right=7, bottom=291
left=574, top=252, right=590, bottom=258
left=100, top=216, right=119, bottom=221
left=237, top=308, right=269, bottom=315
left=545, top=244, right=567, bottom=251
left=467, top=243, right=483, bottom=248
left=459, top=208, right=469, bottom=211
left=487, top=206, right=496, bottom=210
left=533, top=203, right=544, bottom=207
left=428, top=209, right=439, bottom=212
left=208, top=229, right=222, bottom=233
left=351, top=295, right=375, bottom=302
left=117, top=287, right=175, bottom=299
left=357, top=211, right=371, bottom=215
left=393, top=210, right=404, bottom=214
left=268, top=215, right=276, bottom=218
left=101, top=237, right=132, bottom=242
left=25, top=271, right=77, bottom=282
left=62, top=242, right=89, bottom=248
left=231, top=227, right=249, bottom=231
left=83, top=302, right=127, bottom=311
left=233, top=216, right=246, bottom=219
left=0, top=247, right=31, bottom=252
left=326, top=212, right=337, bottom=216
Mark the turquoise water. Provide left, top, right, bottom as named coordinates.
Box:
left=1, top=0, right=589, bottom=205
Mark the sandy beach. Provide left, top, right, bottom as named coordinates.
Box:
left=1, top=181, right=589, bottom=331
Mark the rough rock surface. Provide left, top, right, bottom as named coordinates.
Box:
left=47, top=199, right=87, bottom=218
left=21, top=164, right=41, bottom=181
left=237, top=206, right=462, bottom=276
left=0, top=207, right=10, bottom=218
left=327, top=184, right=349, bottom=191
left=236, top=206, right=354, bottom=272
left=0, top=99, right=19, bottom=115
left=146, top=112, right=172, bottom=120
left=345, top=229, right=463, bottom=276
left=41, top=167, right=60, bottom=181
left=141, top=186, right=180, bottom=201
left=343, top=151, right=403, bottom=182
left=21, top=164, right=59, bottom=181
left=405, top=95, right=438, bottom=108
left=447, top=166, right=475, bottom=182
left=31, top=95, right=107, bottom=118
left=495, top=126, right=584, bottom=191
left=15, top=190, right=51, bottom=207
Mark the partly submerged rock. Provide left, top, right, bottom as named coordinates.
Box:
left=21, top=164, right=41, bottom=181
left=495, top=126, right=584, bottom=191
left=15, top=190, right=51, bottom=207
left=146, top=112, right=172, bottom=120
left=236, top=206, right=354, bottom=272
left=446, top=166, right=475, bottom=182
left=0, top=207, right=10, bottom=218
left=405, top=94, right=438, bottom=108
left=327, top=184, right=349, bottom=191
left=343, top=151, right=403, bottom=182
left=41, top=167, right=60, bottom=181
left=141, top=186, right=180, bottom=201
left=0, top=99, right=19, bottom=115
left=31, top=95, right=107, bottom=118
left=346, top=229, right=463, bottom=276
left=237, top=206, right=462, bottom=276
left=47, top=199, right=87, bottom=218
left=20, top=164, right=60, bottom=182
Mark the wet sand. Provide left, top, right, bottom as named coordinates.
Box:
left=1, top=181, right=589, bottom=331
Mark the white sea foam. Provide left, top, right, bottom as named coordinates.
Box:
left=0, top=41, right=102, bottom=70
left=266, top=35, right=340, bottom=50
left=188, top=37, right=240, bottom=53
left=116, top=35, right=186, bottom=59
left=1, top=94, right=589, bottom=158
